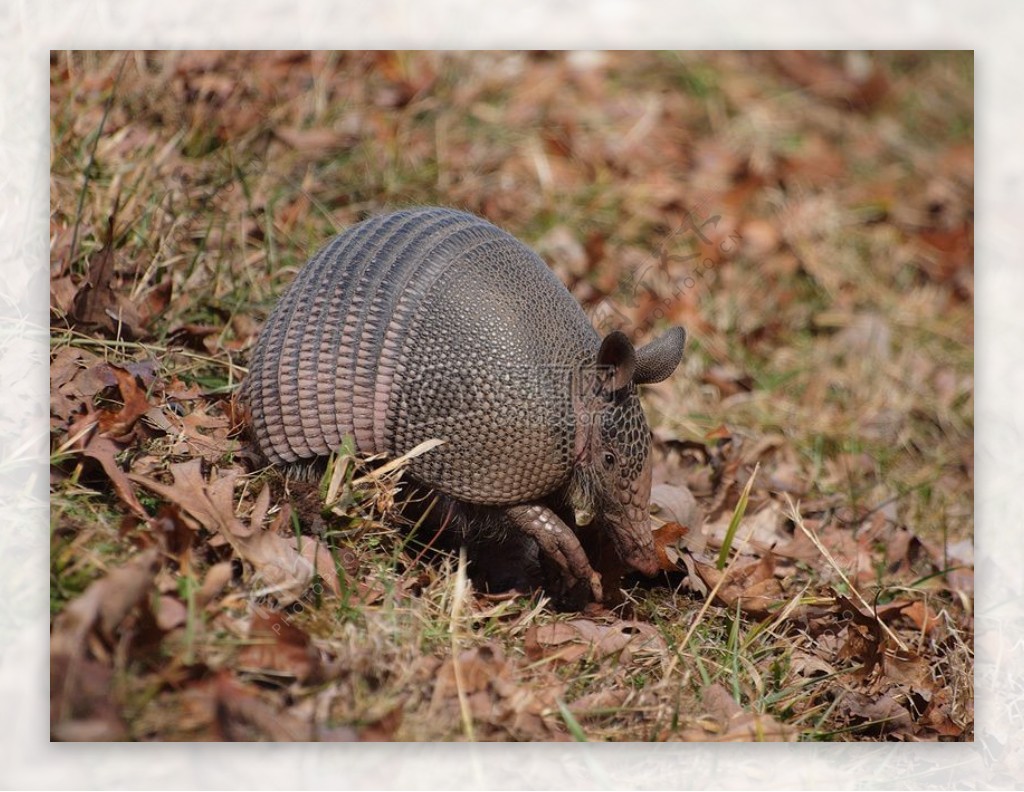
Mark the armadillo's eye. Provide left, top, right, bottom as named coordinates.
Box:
left=602, top=451, right=616, bottom=469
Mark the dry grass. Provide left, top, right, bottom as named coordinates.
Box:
left=50, top=50, right=973, bottom=742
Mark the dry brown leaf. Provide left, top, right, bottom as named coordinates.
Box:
left=882, top=651, right=935, bottom=693
left=143, top=400, right=238, bottom=462
left=50, top=347, right=96, bottom=422
left=651, top=482, right=702, bottom=530
left=694, top=554, right=783, bottom=617
left=150, top=504, right=197, bottom=567
left=790, top=650, right=837, bottom=679
left=57, top=359, right=169, bottom=516
left=771, top=51, right=889, bottom=111
left=49, top=659, right=126, bottom=741
left=872, top=598, right=942, bottom=635
left=196, top=561, right=235, bottom=608
left=130, top=459, right=248, bottom=536
left=894, top=600, right=943, bottom=637
left=431, top=643, right=567, bottom=741
left=681, top=683, right=796, bottom=742
left=566, top=689, right=628, bottom=720
left=155, top=595, right=187, bottom=631
left=525, top=619, right=666, bottom=665
left=274, top=126, right=355, bottom=155
left=71, top=223, right=118, bottom=332
left=237, top=611, right=323, bottom=684
left=838, top=691, right=914, bottom=735
left=920, top=688, right=966, bottom=738
left=51, top=274, right=78, bottom=316
left=51, top=548, right=162, bottom=739
left=75, top=426, right=147, bottom=518
left=703, top=499, right=788, bottom=557
left=215, top=672, right=313, bottom=741
left=653, top=521, right=692, bottom=570
left=770, top=525, right=820, bottom=564
left=570, top=618, right=666, bottom=660
left=130, top=462, right=339, bottom=605
left=839, top=622, right=884, bottom=676
left=523, top=621, right=580, bottom=662
left=98, top=366, right=152, bottom=437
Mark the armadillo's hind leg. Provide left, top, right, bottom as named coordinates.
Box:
left=504, top=504, right=603, bottom=602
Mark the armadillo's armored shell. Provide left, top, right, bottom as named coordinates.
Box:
left=243, top=207, right=599, bottom=505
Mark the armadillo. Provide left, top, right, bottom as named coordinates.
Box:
left=242, top=207, right=686, bottom=600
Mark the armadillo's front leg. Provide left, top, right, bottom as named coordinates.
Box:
left=505, top=504, right=603, bottom=602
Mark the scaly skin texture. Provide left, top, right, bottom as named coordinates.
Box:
left=242, top=207, right=686, bottom=601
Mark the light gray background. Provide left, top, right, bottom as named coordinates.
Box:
left=4, top=1, right=1011, bottom=788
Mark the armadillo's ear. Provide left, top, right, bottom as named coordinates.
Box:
left=634, top=326, right=686, bottom=385
left=597, top=331, right=636, bottom=391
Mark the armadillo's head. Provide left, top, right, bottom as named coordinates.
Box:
left=569, top=327, right=687, bottom=577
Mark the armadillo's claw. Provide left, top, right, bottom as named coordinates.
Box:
left=506, top=503, right=603, bottom=602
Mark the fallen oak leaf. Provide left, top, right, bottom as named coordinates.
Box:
left=130, top=459, right=249, bottom=537
left=834, top=593, right=886, bottom=677
left=57, top=362, right=160, bottom=517
left=96, top=365, right=153, bottom=439
left=150, top=504, right=197, bottom=567
left=237, top=611, right=323, bottom=685
left=653, top=521, right=697, bottom=570
left=51, top=548, right=162, bottom=737
left=882, top=649, right=936, bottom=694
left=196, top=561, right=235, bottom=609
left=693, top=553, right=783, bottom=617
left=430, top=643, right=569, bottom=741
left=524, top=621, right=589, bottom=664
left=893, top=599, right=944, bottom=637
left=836, top=690, right=914, bottom=736
left=651, top=481, right=704, bottom=537
left=154, top=595, right=188, bottom=631
left=50, top=347, right=98, bottom=422
left=141, top=402, right=238, bottom=464
left=920, top=687, right=967, bottom=738
left=243, top=502, right=341, bottom=604
left=214, top=672, right=313, bottom=741
left=70, top=218, right=118, bottom=333
left=680, top=683, right=796, bottom=742
left=52, top=354, right=160, bottom=426
left=568, top=618, right=666, bottom=662
left=85, top=435, right=147, bottom=517
left=525, top=619, right=666, bottom=666
left=130, top=462, right=339, bottom=605
left=65, top=410, right=146, bottom=518
left=51, top=547, right=163, bottom=656
left=566, top=689, right=628, bottom=721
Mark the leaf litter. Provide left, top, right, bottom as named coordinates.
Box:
left=50, top=50, right=973, bottom=742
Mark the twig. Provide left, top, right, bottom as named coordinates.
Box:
left=449, top=548, right=475, bottom=741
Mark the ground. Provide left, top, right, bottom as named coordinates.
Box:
left=49, top=50, right=973, bottom=741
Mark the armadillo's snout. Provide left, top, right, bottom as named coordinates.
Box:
left=610, top=456, right=660, bottom=577
left=609, top=510, right=661, bottom=577
left=622, top=534, right=661, bottom=577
